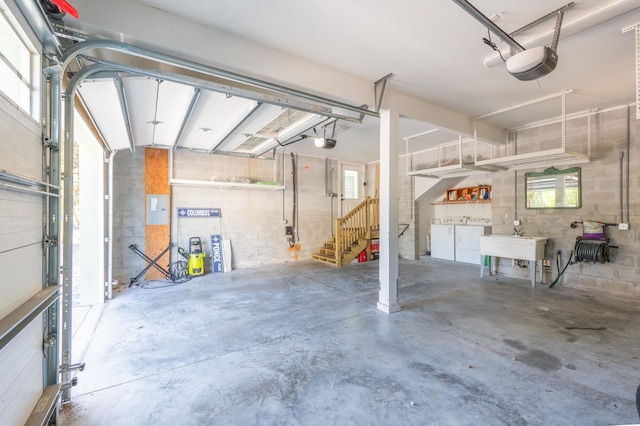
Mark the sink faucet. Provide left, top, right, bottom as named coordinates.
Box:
left=512, top=227, right=521, bottom=237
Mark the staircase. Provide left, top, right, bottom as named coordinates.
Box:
left=312, top=197, right=379, bottom=266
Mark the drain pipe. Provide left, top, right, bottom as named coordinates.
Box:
left=290, top=153, right=298, bottom=246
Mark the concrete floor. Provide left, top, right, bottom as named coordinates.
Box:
left=60, top=258, right=640, bottom=425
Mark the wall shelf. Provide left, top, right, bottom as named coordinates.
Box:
left=475, top=147, right=590, bottom=171
left=169, top=178, right=284, bottom=190
left=431, top=200, right=491, bottom=205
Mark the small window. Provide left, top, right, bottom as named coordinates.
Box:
left=343, top=170, right=359, bottom=200
left=0, top=3, right=40, bottom=119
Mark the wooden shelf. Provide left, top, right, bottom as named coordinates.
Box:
left=431, top=199, right=491, bottom=205
left=444, top=185, right=491, bottom=203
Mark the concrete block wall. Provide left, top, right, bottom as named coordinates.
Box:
left=368, top=157, right=419, bottom=260
left=170, top=151, right=338, bottom=269
left=398, top=156, right=418, bottom=260
left=112, top=149, right=146, bottom=285
left=490, top=107, right=640, bottom=298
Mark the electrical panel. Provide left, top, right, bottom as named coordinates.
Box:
left=147, top=194, right=168, bottom=225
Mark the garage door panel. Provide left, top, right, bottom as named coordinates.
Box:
left=0, top=187, right=44, bottom=210
left=0, top=238, right=42, bottom=320
left=0, top=320, right=43, bottom=426
left=0, top=96, right=41, bottom=179
left=0, top=4, right=56, bottom=424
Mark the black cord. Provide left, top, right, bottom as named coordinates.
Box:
left=169, top=261, right=190, bottom=282
left=483, top=29, right=506, bottom=62
left=141, top=280, right=181, bottom=289
left=141, top=261, right=191, bottom=289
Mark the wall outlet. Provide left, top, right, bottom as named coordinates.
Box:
left=618, top=223, right=629, bottom=231
left=513, top=220, right=521, bottom=226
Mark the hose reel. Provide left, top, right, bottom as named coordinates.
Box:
left=550, top=220, right=618, bottom=287
left=570, top=221, right=617, bottom=264
left=573, top=238, right=609, bottom=263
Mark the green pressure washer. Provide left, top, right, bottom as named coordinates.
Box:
left=178, top=237, right=205, bottom=276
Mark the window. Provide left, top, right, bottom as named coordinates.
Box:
left=343, top=170, right=359, bottom=200
left=0, top=2, right=40, bottom=119
left=525, top=167, right=581, bottom=209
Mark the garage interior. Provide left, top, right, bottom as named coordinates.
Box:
left=1, top=0, right=640, bottom=425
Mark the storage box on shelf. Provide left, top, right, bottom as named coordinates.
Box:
left=442, top=185, right=491, bottom=204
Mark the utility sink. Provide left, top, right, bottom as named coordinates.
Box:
left=480, top=235, right=547, bottom=260
left=479, top=235, right=548, bottom=287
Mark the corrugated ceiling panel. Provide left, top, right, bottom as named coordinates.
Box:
left=178, top=91, right=257, bottom=151
left=77, top=79, right=131, bottom=151
left=123, top=77, right=193, bottom=147
left=215, top=104, right=284, bottom=152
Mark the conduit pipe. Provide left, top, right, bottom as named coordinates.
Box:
left=620, top=151, right=624, bottom=224
left=626, top=105, right=631, bottom=224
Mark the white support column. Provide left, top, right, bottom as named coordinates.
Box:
left=377, top=109, right=401, bottom=314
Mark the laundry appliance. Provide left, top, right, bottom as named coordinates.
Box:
left=455, top=218, right=492, bottom=264
left=431, top=217, right=467, bottom=261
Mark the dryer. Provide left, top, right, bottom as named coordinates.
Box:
left=455, top=218, right=492, bottom=264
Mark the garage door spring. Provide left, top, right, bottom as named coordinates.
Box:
left=574, top=239, right=609, bottom=263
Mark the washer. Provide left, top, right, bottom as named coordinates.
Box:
left=455, top=218, right=492, bottom=264
left=431, top=217, right=467, bottom=261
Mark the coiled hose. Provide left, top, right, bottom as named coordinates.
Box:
left=574, top=240, right=608, bottom=263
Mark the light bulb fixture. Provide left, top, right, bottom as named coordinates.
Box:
left=312, top=120, right=338, bottom=149
left=314, top=137, right=337, bottom=149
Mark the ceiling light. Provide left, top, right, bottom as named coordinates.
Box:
left=314, top=137, right=336, bottom=149
left=312, top=120, right=338, bottom=149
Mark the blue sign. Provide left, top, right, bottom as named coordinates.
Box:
left=177, top=208, right=221, bottom=218
left=211, top=234, right=224, bottom=273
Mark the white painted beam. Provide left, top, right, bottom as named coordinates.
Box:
left=383, top=90, right=505, bottom=144
left=378, top=109, right=400, bottom=314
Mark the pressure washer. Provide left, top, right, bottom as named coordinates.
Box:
left=178, top=237, right=205, bottom=276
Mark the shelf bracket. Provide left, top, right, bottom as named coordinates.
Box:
left=374, top=73, right=393, bottom=113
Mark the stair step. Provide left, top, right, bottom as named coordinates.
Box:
left=319, top=247, right=335, bottom=256
left=311, top=253, right=338, bottom=265
left=324, top=241, right=335, bottom=249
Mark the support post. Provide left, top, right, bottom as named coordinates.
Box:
left=377, top=109, right=401, bottom=314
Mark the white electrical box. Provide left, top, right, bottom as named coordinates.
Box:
left=619, top=223, right=629, bottom=231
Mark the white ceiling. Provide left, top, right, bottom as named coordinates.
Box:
left=62, top=0, right=640, bottom=162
